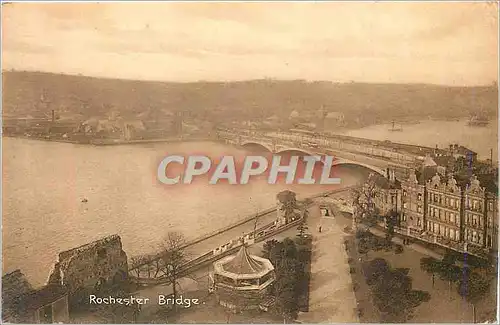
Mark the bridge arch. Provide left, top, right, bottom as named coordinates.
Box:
left=332, top=158, right=386, bottom=176
left=240, top=141, right=273, bottom=153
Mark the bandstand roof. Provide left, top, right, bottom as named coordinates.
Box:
left=214, top=246, right=274, bottom=279
left=224, top=246, right=266, bottom=274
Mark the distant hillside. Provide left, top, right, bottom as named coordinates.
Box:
left=2, top=70, right=498, bottom=125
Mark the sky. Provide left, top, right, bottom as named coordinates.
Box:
left=2, top=1, right=498, bottom=86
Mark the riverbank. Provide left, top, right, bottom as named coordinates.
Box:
left=1, top=134, right=214, bottom=146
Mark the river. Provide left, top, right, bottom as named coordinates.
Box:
left=2, top=138, right=366, bottom=286
left=2, top=119, right=497, bottom=286
left=335, top=118, right=498, bottom=161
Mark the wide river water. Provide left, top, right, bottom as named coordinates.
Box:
left=2, top=119, right=497, bottom=286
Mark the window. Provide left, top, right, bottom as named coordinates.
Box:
left=473, top=200, right=478, bottom=210
left=417, top=205, right=422, bottom=213
left=445, top=197, right=449, bottom=206
left=403, top=202, right=408, bottom=209
left=488, top=202, right=493, bottom=212
left=417, top=193, right=422, bottom=201
left=417, top=218, right=422, bottom=226
left=455, top=230, right=460, bottom=241
left=403, top=190, right=407, bottom=197
left=450, top=198, right=455, bottom=207
left=450, top=213, right=455, bottom=224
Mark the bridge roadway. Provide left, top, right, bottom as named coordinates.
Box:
left=128, top=186, right=356, bottom=286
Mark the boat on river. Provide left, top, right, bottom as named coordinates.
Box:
left=467, top=115, right=489, bottom=127
left=388, top=121, right=403, bottom=132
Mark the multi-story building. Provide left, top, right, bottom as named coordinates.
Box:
left=425, top=173, right=462, bottom=249
left=485, top=192, right=498, bottom=252
left=400, top=170, right=425, bottom=237
left=372, top=174, right=402, bottom=217
left=370, top=167, right=498, bottom=261
left=463, top=176, right=487, bottom=253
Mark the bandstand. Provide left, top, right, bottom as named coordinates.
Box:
left=210, top=245, right=275, bottom=312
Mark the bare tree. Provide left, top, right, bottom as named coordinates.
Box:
left=351, top=173, right=378, bottom=232
left=129, top=255, right=149, bottom=278
left=158, top=231, right=188, bottom=311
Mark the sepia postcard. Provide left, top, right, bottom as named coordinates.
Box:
left=1, top=1, right=499, bottom=323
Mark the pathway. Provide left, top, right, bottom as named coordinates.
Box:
left=296, top=203, right=358, bottom=323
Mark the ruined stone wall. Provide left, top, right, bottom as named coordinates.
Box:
left=48, top=235, right=128, bottom=293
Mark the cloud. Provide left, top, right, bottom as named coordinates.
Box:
left=2, top=2, right=497, bottom=85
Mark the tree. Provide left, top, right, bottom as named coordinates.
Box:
left=420, top=257, right=441, bottom=287
left=384, top=210, right=398, bottom=245
left=159, top=231, right=188, bottom=312
left=262, top=239, right=279, bottom=260
left=364, top=259, right=430, bottom=322
left=273, top=269, right=299, bottom=323
left=269, top=238, right=302, bottom=323
left=438, top=263, right=461, bottom=299
left=457, top=270, right=491, bottom=323
left=277, top=190, right=299, bottom=223
left=351, top=173, right=378, bottom=231
left=129, top=256, right=144, bottom=278
left=296, top=209, right=309, bottom=237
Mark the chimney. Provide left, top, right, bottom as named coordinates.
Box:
left=51, top=110, right=55, bottom=122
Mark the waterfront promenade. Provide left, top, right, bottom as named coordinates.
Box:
left=296, top=197, right=358, bottom=323
left=128, top=186, right=357, bottom=282
left=126, top=189, right=360, bottom=323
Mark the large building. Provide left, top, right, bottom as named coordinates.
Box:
left=371, top=166, right=498, bottom=261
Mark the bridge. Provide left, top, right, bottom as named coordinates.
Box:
left=128, top=186, right=356, bottom=286
left=215, top=128, right=430, bottom=180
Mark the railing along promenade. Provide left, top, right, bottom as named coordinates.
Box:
left=128, top=185, right=357, bottom=284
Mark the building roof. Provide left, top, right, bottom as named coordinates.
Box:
left=373, top=175, right=401, bottom=190
left=222, top=246, right=267, bottom=275
left=422, top=155, right=437, bottom=167
left=417, top=166, right=439, bottom=184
